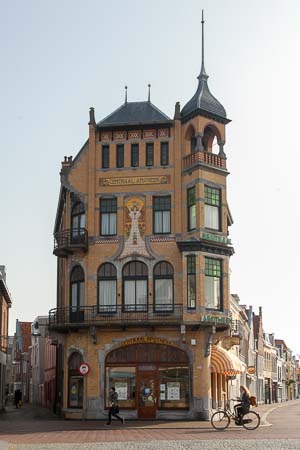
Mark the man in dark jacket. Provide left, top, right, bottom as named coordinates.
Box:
left=106, top=387, right=124, bottom=425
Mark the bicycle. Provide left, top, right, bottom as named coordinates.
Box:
left=211, top=398, right=260, bottom=431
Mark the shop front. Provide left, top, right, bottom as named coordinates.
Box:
left=105, top=340, right=190, bottom=419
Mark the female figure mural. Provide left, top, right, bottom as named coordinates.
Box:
left=119, top=198, right=150, bottom=259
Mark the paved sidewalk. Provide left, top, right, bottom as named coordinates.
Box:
left=0, top=400, right=299, bottom=450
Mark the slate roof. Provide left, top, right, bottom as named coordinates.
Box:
left=181, top=67, right=228, bottom=123
left=97, top=101, right=171, bottom=128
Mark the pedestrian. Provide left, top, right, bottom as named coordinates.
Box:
left=14, top=389, right=22, bottom=409
left=235, top=385, right=251, bottom=425
left=106, top=387, right=124, bottom=425
left=4, top=389, right=9, bottom=406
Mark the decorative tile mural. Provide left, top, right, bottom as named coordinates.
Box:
left=118, top=197, right=151, bottom=259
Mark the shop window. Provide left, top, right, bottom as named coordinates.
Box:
left=116, top=144, right=124, bottom=168
left=153, top=261, right=174, bottom=311
left=98, top=263, right=117, bottom=313
left=100, top=198, right=117, bottom=236
left=153, top=196, right=171, bottom=234
left=205, top=258, right=222, bottom=310
left=70, top=266, right=85, bottom=322
left=160, top=142, right=169, bottom=166
left=204, top=185, right=221, bottom=230
left=146, top=143, right=154, bottom=166
left=68, top=352, right=83, bottom=408
left=71, top=202, right=85, bottom=241
left=187, top=255, right=196, bottom=309
left=158, top=367, right=189, bottom=409
left=106, top=367, right=136, bottom=408
left=187, top=187, right=196, bottom=230
left=102, top=145, right=109, bottom=169
left=131, top=144, right=139, bottom=167
left=122, top=261, right=148, bottom=311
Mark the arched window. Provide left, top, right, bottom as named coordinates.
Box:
left=70, top=266, right=85, bottom=322
left=98, top=263, right=117, bottom=313
left=71, top=202, right=86, bottom=240
left=68, top=352, right=83, bottom=408
left=202, top=125, right=221, bottom=153
left=153, top=262, right=174, bottom=311
left=122, top=261, right=148, bottom=312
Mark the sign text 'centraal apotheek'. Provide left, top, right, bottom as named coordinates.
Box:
left=99, top=175, right=170, bottom=187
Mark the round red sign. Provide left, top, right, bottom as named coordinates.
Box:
left=78, top=362, right=90, bottom=376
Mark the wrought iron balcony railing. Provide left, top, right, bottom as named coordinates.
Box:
left=48, top=304, right=183, bottom=329
left=183, top=151, right=227, bottom=171
left=53, top=228, right=88, bottom=257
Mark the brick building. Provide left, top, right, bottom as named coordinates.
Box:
left=0, top=266, right=12, bottom=409
left=49, top=17, right=238, bottom=420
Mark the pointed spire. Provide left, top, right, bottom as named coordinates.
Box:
left=125, top=85, right=128, bottom=104
left=148, top=83, right=151, bottom=102
left=198, top=9, right=208, bottom=80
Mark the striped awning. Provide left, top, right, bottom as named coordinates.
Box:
left=211, top=345, right=245, bottom=375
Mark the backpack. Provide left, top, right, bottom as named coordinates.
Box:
left=249, top=396, right=257, bottom=406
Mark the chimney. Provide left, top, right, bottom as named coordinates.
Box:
left=174, top=102, right=181, bottom=120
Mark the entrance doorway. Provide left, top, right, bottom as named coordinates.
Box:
left=137, top=370, right=157, bottom=419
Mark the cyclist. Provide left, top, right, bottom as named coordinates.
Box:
left=235, top=385, right=251, bottom=425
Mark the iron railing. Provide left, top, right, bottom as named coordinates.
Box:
left=53, top=228, right=88, bottom=256
left=48, top=304, right=183, bottom=329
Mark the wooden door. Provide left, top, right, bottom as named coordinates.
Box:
left=137, top=371, right=157, bottom=419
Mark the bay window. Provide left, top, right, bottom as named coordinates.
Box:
left=204, top=185, right=221, bottom=230
left=205, top=258, right=222, bottom=309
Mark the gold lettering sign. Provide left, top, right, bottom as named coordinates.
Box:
left=99, top=175, right=170, bottom=186
left=117, top=336, right=179, bottom=348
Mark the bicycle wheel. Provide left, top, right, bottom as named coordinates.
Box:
left=242, top=411, right=260, bottom=430
left=211, top=410, right=230, bottom=430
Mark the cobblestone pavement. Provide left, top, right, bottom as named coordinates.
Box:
left=1, top=400, right=300, bottom=450
left=1, top=440, right=300, bottom=450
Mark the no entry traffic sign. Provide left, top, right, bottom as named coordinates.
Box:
left=78, top=362, right=90, bottom=376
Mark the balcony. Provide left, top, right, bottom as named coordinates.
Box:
left=53, top=228, right=88, bottom=257
left=183, top=151, right=227, bottom=171
left=48, top=304, right=183, bottom=330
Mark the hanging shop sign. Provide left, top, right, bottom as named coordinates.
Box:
left=201, top=232, right=232, bottom=245
left=78, top=362, right=90, bottom=376
left=247, top=366, right=256, bottom=375
left=200, top=315, right=232, bottom=325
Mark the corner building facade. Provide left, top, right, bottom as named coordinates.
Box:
left=50, top=41, right=235, bottom=419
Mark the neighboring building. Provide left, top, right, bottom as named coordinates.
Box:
left=14, top=320, right=31, bottom=403
left=0, top=265, right=12, bottom=409
left=275, top=339, right=293, bottom=401
left=44, top=335, right=56, bottom=411
left=244, top=305, right=257, bottom=397
left=253, top=307, right=264, bottom=404
left=276, top=344, right=286, bottom=402
left=5, top=336, right=15, bottom=401
left=49, top=17, right=237, bottom=420
left=263, top=333, right=277, bottom=403
left=30, top=316, right=47, bottom=405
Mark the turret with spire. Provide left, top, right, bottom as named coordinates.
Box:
left=181, top=10, right=229, bottom=124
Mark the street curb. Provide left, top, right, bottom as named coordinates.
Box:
left=260, top=400, right=300, bottom=426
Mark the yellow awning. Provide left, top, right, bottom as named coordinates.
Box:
left=211, top=345, right=245, bottom=375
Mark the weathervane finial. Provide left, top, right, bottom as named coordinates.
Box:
left=199, top=9, right=208, bottom=80
left=148, top=83, right=151, bottom=102
left=125, top=85, right=128, bottom=104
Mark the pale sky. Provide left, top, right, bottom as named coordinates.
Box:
left=1, top=0, right=300, bottom=353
